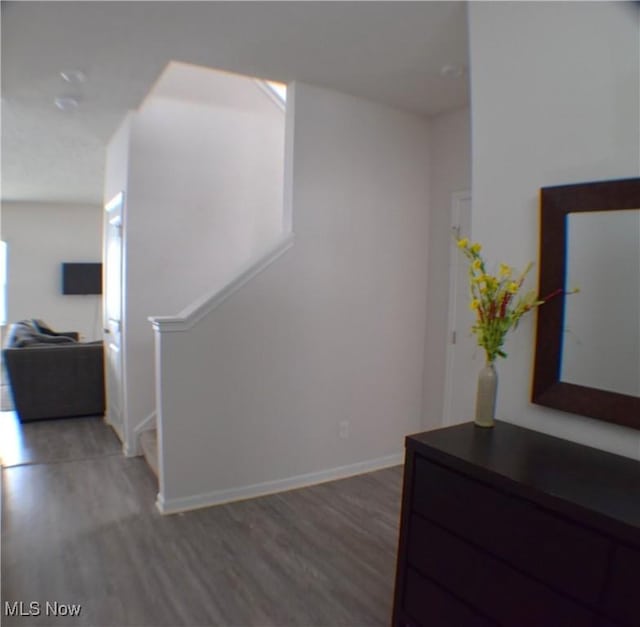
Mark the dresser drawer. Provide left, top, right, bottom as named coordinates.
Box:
left=407, top=514, right=595, bottom=627
left=404, top=567, right=496, bottom=627
left=412, top=456, right=611, bottom=604
left=604, top=543, right=640, bottom=626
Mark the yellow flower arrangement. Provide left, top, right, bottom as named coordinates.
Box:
left=457, top=238, right=546, bottom=363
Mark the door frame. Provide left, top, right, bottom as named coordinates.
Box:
left=443, top=190, right=471, bottom=426
left=103, top=192, right=126, bottom=445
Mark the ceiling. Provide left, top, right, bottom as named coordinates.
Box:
left=1, top=1, right=469, bottom=206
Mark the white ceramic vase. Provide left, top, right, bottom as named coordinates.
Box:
left=475, top=361, right=497, bottom=428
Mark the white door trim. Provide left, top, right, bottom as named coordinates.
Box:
left=443, top=190, right=471, bottom=426
left=103, top=191, right=127, bottom=451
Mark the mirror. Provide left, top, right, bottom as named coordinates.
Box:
left=532, top=177, right=640, bottom=430
left=563, top=210, right=640, bottom=397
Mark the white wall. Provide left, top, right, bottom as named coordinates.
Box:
left=156, top=83, right=431, bottom=509
left=421, top=107, right=471, bottom=429
left=104, top=114, right=131, bottom=207
left=468, top=2, right=640, bottom=457
left=105, top=64, right=286, bottom=451
left=2, top=202, right=103, bottom=341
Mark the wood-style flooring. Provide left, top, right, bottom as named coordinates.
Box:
left=1, top=412, right=403, bottom=627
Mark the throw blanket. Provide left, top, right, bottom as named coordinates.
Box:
left=4, top=320, right=78, bottom=348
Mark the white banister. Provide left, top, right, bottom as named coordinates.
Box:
left=148, top=232, right=295, bottom=333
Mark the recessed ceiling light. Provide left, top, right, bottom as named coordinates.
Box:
left=60, top=70, right=87, bottom=84
left=54, top=96, right=81, bottom=112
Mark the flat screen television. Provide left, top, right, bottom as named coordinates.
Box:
left=62, top=262, right=102, bottom=295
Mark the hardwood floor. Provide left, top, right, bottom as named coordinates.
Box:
left=1, top=414, right=403, bottom=626
left=0, top=412, right=121, bottom=467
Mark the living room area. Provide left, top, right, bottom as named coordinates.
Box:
left=0, top=202, right=105, bottom=453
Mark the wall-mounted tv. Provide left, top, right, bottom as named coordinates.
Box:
left=62, top=262, right=102, bottom=295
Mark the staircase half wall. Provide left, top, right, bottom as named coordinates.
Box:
left=150, top=82, right=432, bottom=514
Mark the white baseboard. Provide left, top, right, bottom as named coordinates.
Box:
left=134, top=411, right=157, bottom=435
left=156, top=452, right=403, bottom=515
left=105, top=417, right=124, bottom=443
left=122, top=439, right=139, bottom=458
left=111, top=412, right=157, bottom=458
left=102, top=417, right=137, bottom=457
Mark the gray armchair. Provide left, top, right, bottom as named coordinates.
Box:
left=3, top=320, right=105, bottom=422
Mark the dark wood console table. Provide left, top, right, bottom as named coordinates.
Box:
left=392, top=420, right=640, bottom=627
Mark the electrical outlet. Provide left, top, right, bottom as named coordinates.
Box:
left=339, top=420, right=350, bottom=439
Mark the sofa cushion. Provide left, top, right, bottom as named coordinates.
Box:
left=26, top=335, right=76, bottom=346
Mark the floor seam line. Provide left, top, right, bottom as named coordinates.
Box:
left=1, top=451, right=127, bottom=470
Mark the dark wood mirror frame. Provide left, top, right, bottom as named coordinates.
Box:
left=532, top=177, right=640, bottom=430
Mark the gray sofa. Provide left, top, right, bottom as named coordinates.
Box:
left=2, top=320, right=105, bottom=422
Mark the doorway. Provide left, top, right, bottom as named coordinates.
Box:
left=442, top=191, right=479, bottom=425
left=103, top=192, right=125, bottom=441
